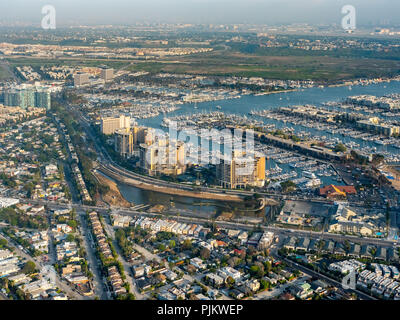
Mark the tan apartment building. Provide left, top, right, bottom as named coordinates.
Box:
left=101, top=115, right=130, bottom=135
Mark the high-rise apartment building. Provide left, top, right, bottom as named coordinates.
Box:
left=114, top=128, right=134, bottom=158
left=4, top=85, right=51, bottom=110
left=73, top=73, right=90, bottom=87
left=34, top=89, right=51, bottom=110
left=101, top=68, right=114, bottom=82
left=216, top=151, right=265, bottom=189
left=139, top=139, right=186, bottom=176
left=101, top=115, right=131, bottom=135
left=132, top=126, right=155, bottom=146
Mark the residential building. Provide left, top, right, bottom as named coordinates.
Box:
left=114, top=128, right=133, bottom=158
left=101, top=115, right=130, bottom=135
left=216, top=151, right=265, bottom=189
left=101, top=68, right=114, bottom=82
left=139, top=139, right=186, bottom=176
left=73, top=73, right=90, bottom=87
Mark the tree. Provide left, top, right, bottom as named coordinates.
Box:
left=182, top=239, right=192, bottom=250
left=291, top=135, right=300, bottom=142
left=254, top=262, right=265, bottom=278
left=317, top=240, right=325, bottom=255
left=227, top=257, right=239, bottom=268
left=264, top=261, right=272, bottom=274
left=0, top=239, right=7, bottom=248
left=200, top=248, right=210, bottom=260
left=249, top=261, right=265, bottom=278
left=372, top=154, right=384, bottom=165
left=23, top=182, right=35, bottom=197
left=125, top=293, right=135, bottom=300
left=250, top=265, right=260, bottom=277
left=169, top=240, right=176, bottom=249
left=22, top=261, right=36, bottom=274
left=260, top=279, right=271, bottom=290
left=344, top=240, right=351, bottom=253
left=67, top=220, right=78, bottom=229
left=226, top=276, right=235, bottom=287
left=280, top=180, right=296, bottom=192
left=369, top=247, right=377, bottom=257
left=293, top=269, right=301, bottom=277
left=334, top=143, right=347, bottom=153
left=187, top=264, right=196, bottom=274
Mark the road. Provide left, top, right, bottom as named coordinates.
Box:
left=132, top=243, right=161, bottom=263
left=101, top=213, right=145, bottom=299
left=77, top=211, right=109, bottom=300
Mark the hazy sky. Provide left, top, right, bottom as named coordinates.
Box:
left=0, top=0, right=399, bottom=26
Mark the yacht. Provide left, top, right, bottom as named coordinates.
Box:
left=303, top=171, right=316, bottom=179
left=305, top=178, right=322, bottom=188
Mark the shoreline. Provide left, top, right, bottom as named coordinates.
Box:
left=94, top=171, right=132, bottom=208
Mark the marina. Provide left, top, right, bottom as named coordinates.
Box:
left=128, top=80, right=400, bottom=188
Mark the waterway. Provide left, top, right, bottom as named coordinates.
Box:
left=139, top=81, right=400, bottom=130
left=114, top=176, right=266, bottom=220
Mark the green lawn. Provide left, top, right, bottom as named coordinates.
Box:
left=6, top=57, right=130, bottom=70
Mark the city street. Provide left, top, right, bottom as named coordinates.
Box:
left=101, top=213, right=144, bottom=299
left=77, top=211, right=109, bottom=300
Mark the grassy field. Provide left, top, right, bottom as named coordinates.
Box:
left=0, top=64, right=13, bottom=80
left=6, top=57, right=131, bottom=70
left=127, top=50, right=400, bottom=82
left=5, top=48, right=400, bottom=83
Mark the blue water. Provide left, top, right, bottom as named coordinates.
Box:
left=139, top=81, right=400, bottom=129
left=138, top=81, right=400, bottom=155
